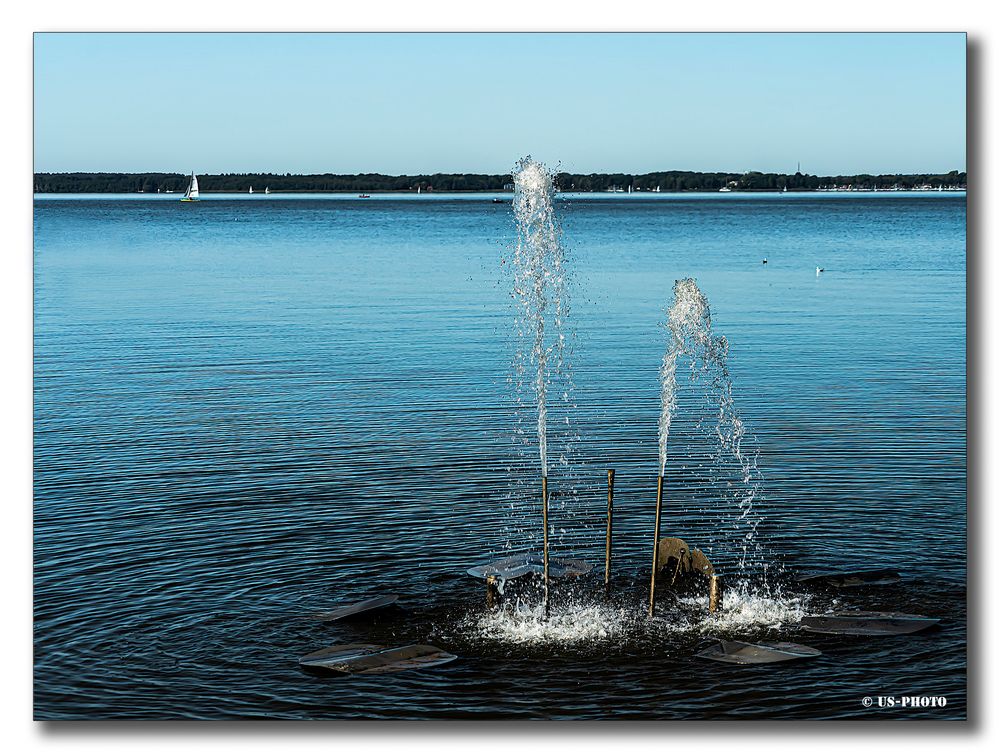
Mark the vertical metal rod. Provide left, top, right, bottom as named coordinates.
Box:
left=486, top=575, right=500, bottom=611
left=648, top=474, right=665, bottom=618
left=604, top=469, right=615, bottom=592
left=542, top=475, right=550, bottom=619
left=709, top=574, right=724, bottom=614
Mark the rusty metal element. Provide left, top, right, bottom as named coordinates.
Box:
left=651, top=534, right=718, bottom=615
left=604, top=469, right=615, bottom=592
left=655, top=537, right=691, bottom=584
left=485, top=575, right=500, bottom=610
left=542, top=475, right=550, bottom=619
left=648, top=475, right=665, bottom=617
left=708, top=574, right=724, bottom=614
left=652, top=539, right=715, bottom=587
left=690, top=547, right=715, bottom=578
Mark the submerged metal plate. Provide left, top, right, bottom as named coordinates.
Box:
left=796, top=568, right=901, bottom=588
left=299, top=643, right=458, bottom=674
left=308, top=594, right=400, bottom=622
left=467, top=554, right=592, bottom=581
left=800, top=612, right=939, bottom=636
left=696, top=640, right=822, bottom=665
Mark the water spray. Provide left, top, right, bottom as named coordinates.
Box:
left=649, top=279, right=712, bottom=618
left=511, top=156, right=568, bottom=620
left=542, top=475, right=550, bottom=618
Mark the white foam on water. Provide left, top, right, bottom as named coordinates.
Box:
left=463, top=600, right=638, bottom=646
left=462, top=581, right=808, bottom=647
left=677, top=588, right=809, bottom=634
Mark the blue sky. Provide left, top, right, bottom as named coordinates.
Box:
left=34, top=32, right=966, bottom=175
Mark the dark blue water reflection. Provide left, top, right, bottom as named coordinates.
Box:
left=34, top=194, right=965, bottom=719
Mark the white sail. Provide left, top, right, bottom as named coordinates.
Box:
left=249, top=186, right=254, bottom=194
left=265, top=186, right=270, bottom=194
left=184, top=172, right=200, bottom=199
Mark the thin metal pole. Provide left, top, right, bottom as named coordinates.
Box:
left=486, top=575, right=500, bottom=611
left=648, top=474, right=665, bottom=618
left=604, top=469, right=615, bottom=592
left=542, top=475, right=550, bottom=619
left=708, top=575, right=724, bottom=614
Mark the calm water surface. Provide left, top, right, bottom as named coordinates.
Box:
left=34, top=193, right=966, bottom=719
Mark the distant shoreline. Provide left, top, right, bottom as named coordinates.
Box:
left=33, top=170, right=967, bottom=195
left=34, top=189, right=968, bottom=197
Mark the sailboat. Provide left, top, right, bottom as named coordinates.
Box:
left=181, top=172, right=200, bottom=202
left=264, top=186, right=270, bottom=195
left=249, top=186, right=254, bottom=194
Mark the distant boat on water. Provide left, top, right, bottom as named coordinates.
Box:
left=358, top=193, right=371, bottom=198
left=264, top=187, right=270, bottom=195
left=181, top=172, right=200, bottom=202
left=249, top=186, right=254, bottom=194
left=719, top=186, right=732, bottom=193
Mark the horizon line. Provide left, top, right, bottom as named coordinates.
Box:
left=34, top=168, right=968, bottom=177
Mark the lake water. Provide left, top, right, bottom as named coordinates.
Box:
left=34, top=192, right=966, bottom=720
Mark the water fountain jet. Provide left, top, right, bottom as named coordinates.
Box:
left=509, top=156, right=570, bottom=619
left=648, top=278, right=734, bottom=617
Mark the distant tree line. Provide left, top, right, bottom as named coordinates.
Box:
left=34, top=170, right=967, bottom=194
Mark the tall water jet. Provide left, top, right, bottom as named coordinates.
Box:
left=510, top=157, right=570, bottom=617
left=649, top=279, right=722, bottom=617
